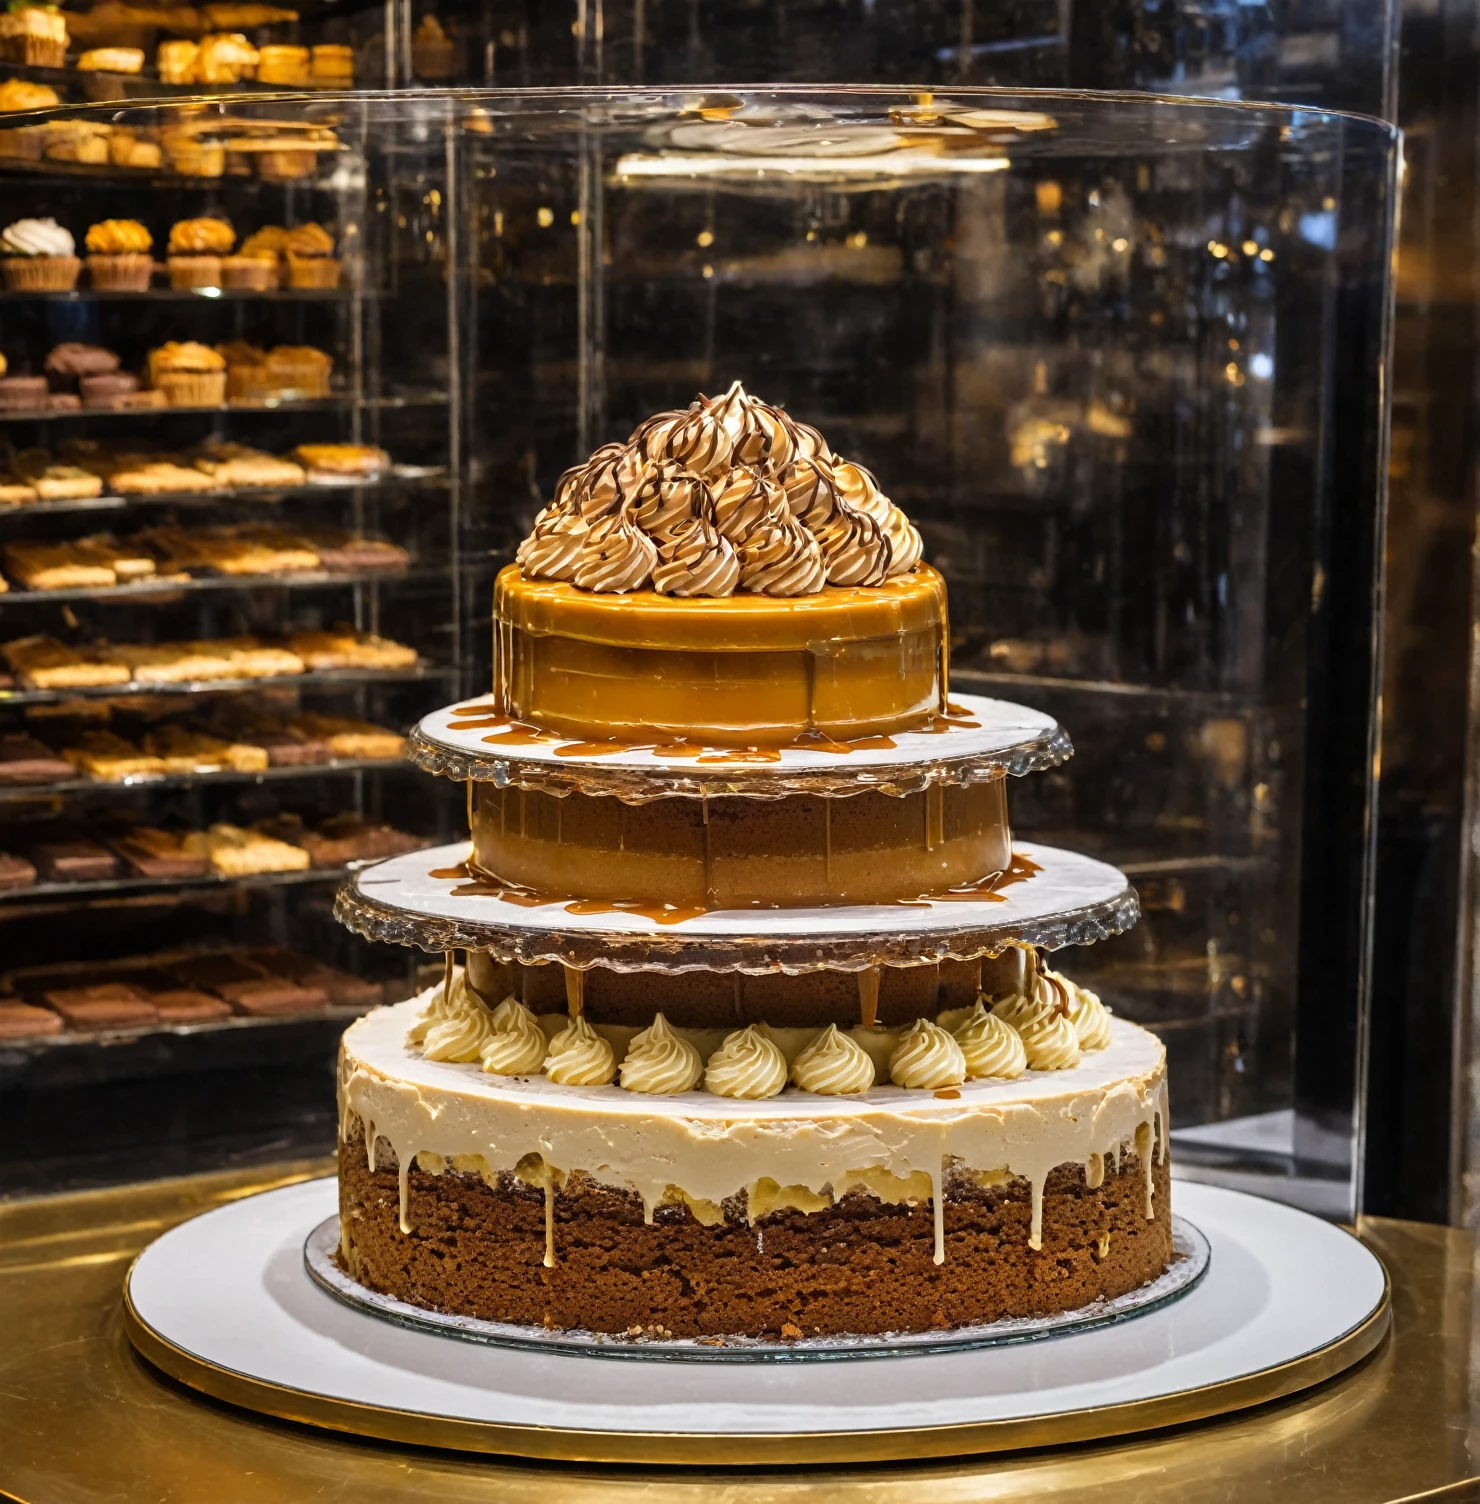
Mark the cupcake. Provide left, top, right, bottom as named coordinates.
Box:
left=217, top=341, right=269, bottom=402
left=0, top=76, right=57, bottom=160
left=255, top=43, right=307, bottom=85
left=221, top=253, right=276, bottom=291
left=163, top=130, right=223, bottom=178
left=238, top=225, right=287, bottom=286
left=1, top=219, right=79, bottom=291
left=80, top=371, right=140, bottom=408
left=411, top=14, right=455, bottom=79
left=0, top=374, right=47, bottom=411
left=156, top=39, right=198, bottom=84
left=309, top=42, right=352, bottom=83
left=147, top=341, right=226, bottom=407
left=85, top=218, right=153, bottom=290
left=284, top=222, right=339, bottom=289
left=0, top=2, right=67, bottom=67
left=167, top=216, right=234, bottom=288
left=265, top=344, right=333, bottom=399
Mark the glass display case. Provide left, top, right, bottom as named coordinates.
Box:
left=0, top=88, right=1397, bottom=1221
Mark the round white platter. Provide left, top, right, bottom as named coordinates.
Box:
left=408, top=690, right=1071, bottom=800
left=123, top=1178, right=1389, bottom=1465
left=333, top=839, right=1139, bottom=970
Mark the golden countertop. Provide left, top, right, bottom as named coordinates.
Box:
left=0, top=1163, right=1472, bottom=1503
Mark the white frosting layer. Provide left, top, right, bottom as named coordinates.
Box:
left=340, top=998, right=1169, bottom=1263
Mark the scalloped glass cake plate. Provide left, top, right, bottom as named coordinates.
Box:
left=303, top=1214, right=1209, bottom=1364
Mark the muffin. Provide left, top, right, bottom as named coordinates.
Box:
left=221, top=253, right=275, bottom=291
left=284, top=222, right=339, bottom=289
left=309, top=42, right=352, bottom=83
left=156, top=39, right=198, bottom=84
left=80, top=372, right=141, bottom=408
left=196, top=31, right=257, bottom=82
left=411, top=14, right=454, bottom=78
left=256, top=43, right=307, bottom=84
left=0, top=76, right=57, bottom=159
left=265, top=345, right=333, bottom=399
left=148, top=341, right=227, bottom=407
left=163, top=128, right=223, bottom=178
left=0, top=376, right=47, bottom=411
left=218, top=341, right=270, bottom=403
left=0, top=2, right=67, bottom=67
left=238, top=225, right=287, bottom=286
left=1, top=220, right=79, bottom=291
left=167, top=216, right=234, bottom=288
left=86, top=219, right=154, bottom=290
left=110, top=130, right=161, bottom=170
left=76, top=45, right=144, bottom=72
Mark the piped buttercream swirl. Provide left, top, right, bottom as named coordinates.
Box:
left=889, top=1019, right=967, bottom=1088
left=543, top=1013, right=617, bottom=1086
left=952, top=1002, right=1027, bottom=1079
left=1051, top=970, right=1112, bottom=1051
left=421, top=985, right=494, bottom=1063
left=478, top=996, right=549, bottom=1075
left=518, top=383, right=920, bottom=598
left=789, top=1024, right=876, bottom=1095
left=991, top=979, right=1081, bottom=1071
left=619, top=1012, right=704, bottom=1094
left=704, top=1025, right=787, bottom=1099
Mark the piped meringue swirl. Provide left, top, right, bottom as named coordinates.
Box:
left=889, top=1019, right=967, bottom=1088
left=518, top=382, right=921, bottom=598
left=543, top=1013, right=617, bottom=1086
left=991, top=981, right=1081, bottom=1072
left=478, top=996, right=549, bottom=1075
left=619, top=1012, right=704, bottom=1094
left=952, top=1002, right=1028, bottom=1079
left=704, top=1025, right=788, bottom=1099
left=789, top=1024, right=876, bottom=1095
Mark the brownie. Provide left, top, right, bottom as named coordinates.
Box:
left=30, top=835, right=119, bottom=883
left=45, top=342, right=121, bottom=385
left=0, top=852, right=37, bottom=891
left=0, top=1000, right=62, bottom=1039
left=244, top=947, right=380, bottom=1007
left=43, top=983, right=157, bottom=1031
left=299, top=814, right=422, bottom=867
left=149, top=988, right=233, bottom=1023
left=0, top=732, right=72, bottom=785
left=167, top=952, right=326, bottom=1014
left=109, top=827, right=210, bottom=878
left=80, top=372, right=141, bottom=409
left=0, top=375, right=46, bottom=411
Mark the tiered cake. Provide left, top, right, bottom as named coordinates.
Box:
left=334, top=383, right=1170, bottom=1340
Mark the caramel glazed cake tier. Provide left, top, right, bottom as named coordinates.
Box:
left=337, top=978, right=1171, bottom=1339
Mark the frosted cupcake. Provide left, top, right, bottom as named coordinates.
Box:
left=284, top=222, right=339, bottom=288
left=85, top=219, right=153, bottom=290
left=0, top=2, right=67, bottom=67
left=147, top=341, right=226, bottom=407
left=1, top=219, right=79, bottom=291
left=166, top=216, right=234, bottom=288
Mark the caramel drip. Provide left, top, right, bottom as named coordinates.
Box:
left=482, top=725, right=556, bottom=747
left=554, top=741, right=643, bottom=758
left=450, top=700, right=503, bottom=718
left=695, top=748, right=783, bottom=764
left=858, top=966, right=881, bottom=1028
left=563, top=898, right=710, bottom=925
left=651, top=742, right=705, bottom=758
left=563, top=964, right=585, bottom=1018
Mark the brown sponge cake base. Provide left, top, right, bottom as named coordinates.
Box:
left=338, top=1125, right=1172, bottom=1338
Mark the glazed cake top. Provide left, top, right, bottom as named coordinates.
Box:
left=515, top=382, right=923, bottom=598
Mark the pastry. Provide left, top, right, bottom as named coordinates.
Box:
left=294, top=812, right=421, bottom=866
left=30, top=833, right=120, bottom=882
left=287, top=628, right=417, bottom=670
left=242, top=949, right=379, bottom=1007
left=146, top=341, right=227, bottom=406
left=202, top=2, right=297, bottom=24
left=283, top=221, right=339, bottom=287
left=163, top=130, right=223, bottom=178
left=0, top=2, right=67, bottom=67
left=44, top=343, right=121, bottom=388
left=0, top=377, right=48, bottom=412
left=198, top=637, right=304, bottom=678
left=0, top=1000, right=60, bottom=1036
left=156, top=38, right=199, bottom=82
left=169, top=953, right=328, bottom=1014
left=0, top=77, right=59, bottom=110
left=254, top=42, right=306, bottom=84
left=140, top=724, right=267, bottom=772
left=150, top=989, right=233, bottom=1023
left=1, top=218, right=78, bottom=291
left=60, top=730, right=166, bottom=780
left=411, top=14, right=454, bottom=78
left=309, top=41, right=351, bottom=82
left=43, top=983, right=157, bottom=1031
left=109, top=825, right=210, bottom=877
left=85, top=219, right=153, bottom=290
left=293, top=442, right=389, bottom=479
left=80, top=372, right=142, bottom=408
left=219, top=253, right=275, bottom=290
left=98, top=641, right=236, bottom=684
left=12, top=454, right=104, bottom=500
left=46, top=393, right=80, bottom=412
left=109, top=131, right=161, bottom=170
left=2, top=637, right=130, bottom=689
left=204, top=707, right=327, bottom=766
left=264, top=345, right=333, bottom=397
left=72, top=534, right=155, bottom=581
left=289, top=712, right=405, bottom=760
left=0, top=732, right=71, bottom=784
left=195, top=30, right=256, bottom=81
left=2, top=542, right=117, bottom=591
left=0, top=475, right=37, bottom=506
left=189, top=443, right=305, bottom=488
left=0, top=852, right=38, bottom=890
left=107, top=458, right=214, bottom=494
left=43, top=121, right=111, bottom=164
left=300, top=530, right=408, bottom=571
left=77, top=44, right=144, bottom=70
left=183, top=822, right=311, bottom=876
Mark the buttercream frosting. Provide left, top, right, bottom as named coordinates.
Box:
left=478, top=996, right=548, bottom=1075
left=992, top=980, right=1081, bottom=1071
left=544, top=1013, right=617, bottom=1085
left=619, top=1012, right=704, bottom=1094
left=789, top=1023, right=876, bottom=1095
left=517, top=382, right=923, bottom=599
left=952, top=1002, right=1028, bottom=1079
left=1051, top=969, right=1113, bottom=1051
left=2, top=218, right=74, bottom=258
left=704, top=1024, right=788, bottom=1099
left=421, top=983, right=493, bottom=1063
left=889, top=1019, right=967, bottom=1088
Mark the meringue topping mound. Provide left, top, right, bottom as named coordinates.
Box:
left=516, top=382, right=923, bottom=598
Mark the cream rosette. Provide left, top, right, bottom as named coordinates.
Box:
left=619, top=1012, right=704, bottom=1094
left=788, top=1024, right=875, bottom=1095
left=951, top=1001, right=1027, bottom=1079
left=990, top=974, right=1081, bottom=1071
left=478, top=996, right=548, bottom=1076
left=704, top=1024, right=787, bottom=1099
left=543, top=1013, right=617, bottom=1086
left=888, top=1019, right=967, bottom=1088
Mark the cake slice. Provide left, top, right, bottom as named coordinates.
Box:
left=195, top=637, right=305, bottom=680
left=3, top=542, right=117, bottom=592
left=294, top=812, right=423, bottom=866
left=30, top=833, right=120, bottom=882
left=241, top=947, right=381, bottom=1007
left=183, top=823, right=312, bottom=876
left=290, top=713, right=406, bottom=760
left=298, top=529, right=409, bottom=572
left=0, top=852, right=37, bottom=890
left=202, top=706, right=328, bottom=766
left=43, top=982, right=157, bottom=1031
left=60, top=730, right=166, bottom=781
left=73, top=533, right=158, bottom=582
left=149, top=988, right=233, bottom=1023
left=109, top=825, right=210, bottom=878
left=140, top=725, right=268, bottom=774
left=0, top=732, right=72, bottom=784
left=288, top=628, right=417, bottom=670
left=190, top=443, right=306, bottom=489
left=168, top=952, right=327, bottom=1015
left=0, top=1000, right=62, bottom=1038
left=2, top=637, right=131, bottom=690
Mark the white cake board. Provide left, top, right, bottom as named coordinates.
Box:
left=409, top=691, right=1070, bottom=800
left=123, top=1178, right=1389, bottom=1465
left=333, top=840, right=1139, bottom=970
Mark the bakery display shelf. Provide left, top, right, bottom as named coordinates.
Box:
left=0, top=472, right=450, bottom=520
left=410, top=691, right=1071, bottom=801
left=0, top=156, right=348, bottom=190
left=335, top=839, right=1139, bottom=972
left=0, top=860, right=365, bottom=906
left=0, top=287, right=359, bottom=304
left=0, top=662, right=454, bottom=706
left=0, top=390, right=448, bottom=422
left=0, top=757, right=411, bottom=806
left=0, top=60, right=365, bottom=99
left=0, top=563, right=433, bottom=607
left=949, top=667, right=1259, bottom=714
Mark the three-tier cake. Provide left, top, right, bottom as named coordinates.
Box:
left=334, top=383, right=1170, bottom=1340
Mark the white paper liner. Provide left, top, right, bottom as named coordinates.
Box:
left=408, top=691, right=1070, bottom=801
left=333, top=840, right=1138, bottom=971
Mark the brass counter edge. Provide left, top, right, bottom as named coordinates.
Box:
left=119, top=1249, right=1393, bottom=1466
